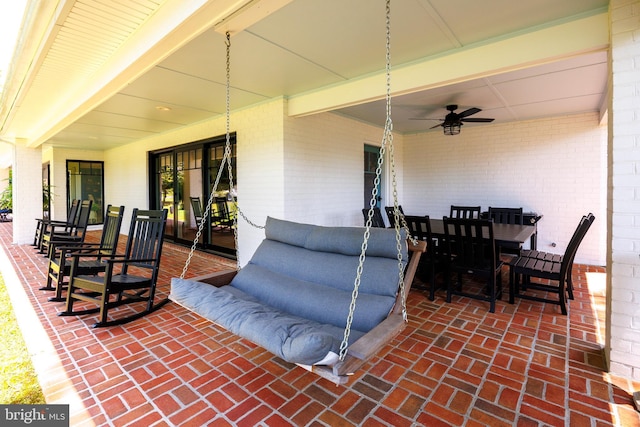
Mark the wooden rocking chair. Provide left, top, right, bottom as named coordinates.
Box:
left=41, top=205, right=125, bottom=302
left=34, top=199, right=79, bottom=251
left=59, top=208, right=168, bottom=327
left=40, top=199, right=93, bottom=255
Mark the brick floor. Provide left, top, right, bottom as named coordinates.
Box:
left=1, top=222, right=639, bottom=426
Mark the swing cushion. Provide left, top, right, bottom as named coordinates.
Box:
left=170, top=216, right=407, bottom=365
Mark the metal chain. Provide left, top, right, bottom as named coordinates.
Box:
left=181, top=32, right=247, bottom=278
left=339, top=0, right=406, bottom=361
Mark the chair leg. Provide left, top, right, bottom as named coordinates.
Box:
left=488, top=276, right=495, bottom=313
left=49, top=269, right=67, bottom=302
left=39, top=263, right=56, bottom=291
left=508, top=268, right=517, bottom=304
left=558, top=279, right=567, bottom=315
left=428, top=264, right=436, bottom=301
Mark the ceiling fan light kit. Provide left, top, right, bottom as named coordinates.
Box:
left=412, top=104, right=495, bottom=135
left=443, top=121, right=461, bottom=135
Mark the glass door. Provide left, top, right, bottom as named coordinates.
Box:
left=150, top=135, right=237, bottom=256
left=176, top=148, right=203, bottom=242
left=155, top=153, right=176, bottom=238
left=364, top=144, right=382, bottom=208
left=207, top=144, right=236, bottom=252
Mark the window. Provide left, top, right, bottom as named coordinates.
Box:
left=67, top=160, right=104, bottom=224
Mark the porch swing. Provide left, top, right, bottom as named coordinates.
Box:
left=169, top=0, right=426, bottom=385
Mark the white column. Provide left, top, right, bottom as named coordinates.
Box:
left=12, top=144, right=42, bottom=244
left=606, top=0, right=640, bottom=380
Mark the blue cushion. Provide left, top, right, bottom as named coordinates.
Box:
left=230, top=263, right=396, bottom=332
left=248, top=240, right=402, bottom=297
left=170, top=278, right=364, bottom=365
left=265, top=217, right=408, bottom=259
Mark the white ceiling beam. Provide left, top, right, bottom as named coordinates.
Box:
left=288, top=12, right=609, bottom=117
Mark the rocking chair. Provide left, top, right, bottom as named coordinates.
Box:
left=59, top=208, right=168, bottom=327
left=41, top=205, right=125, bottom=302
left=34, top=199, right=79, bottom=251
left=40, top=199, right=93, bottom=255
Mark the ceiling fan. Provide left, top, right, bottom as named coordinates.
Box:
left=412, top=104, right=495, bottom=135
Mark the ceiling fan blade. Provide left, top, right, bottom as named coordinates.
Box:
left=409, top=118, right=442, bottom=121
left=460, top=117, right=495, bottom=123
left=429, top=123, right=443, bottom=129
left=457, top=107, right=481, bottom=118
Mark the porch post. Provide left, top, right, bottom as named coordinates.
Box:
left=606, top=0, right=640, bottom=380
left=12, top=143, right=42, bottom=244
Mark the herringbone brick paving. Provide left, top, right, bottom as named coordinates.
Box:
left=1, top=223, right=638, bottom=426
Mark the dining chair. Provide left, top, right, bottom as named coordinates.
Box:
left=488, top=207, right=524, bottom=256
left=362, top=207, right=386, bottom=228
left=384, top=205, right=404, bottom=228
left=443, top=217, right=503, bottom=313
left=508, top=213, right=594, bottom=315
left=450, top=205, right=481, bottom=219
left=404, top=215, right=445, bottom=301
left=488, top=207, right=523, bottom=225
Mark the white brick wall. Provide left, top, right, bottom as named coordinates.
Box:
left=283, top=106, right=403, bottom=227
left=607, top=0, right=640, bottom=380
left=403, top=112, right=606, bottom=265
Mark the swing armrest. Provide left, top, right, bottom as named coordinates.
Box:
left=189, top=269, right=239, bottom=288
left=334, top=312, right=406, bottom=376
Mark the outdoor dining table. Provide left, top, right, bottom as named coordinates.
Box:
left=428, top=218, right=538, bottom=251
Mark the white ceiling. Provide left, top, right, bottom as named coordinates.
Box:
left=3, top=0, right=610, bottom=151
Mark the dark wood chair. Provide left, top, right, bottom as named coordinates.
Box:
left=509, top=213, right=595, bottom=315
left=59, top=208, right=168, bottom=327
left=190, top=197, right=204, bottom=228
left=488, top=207, right=523, bottom=225
left=40, top=199, right=93, bottom=255
left=34, top=199, right=79, bottom=250
left=488, top=206, right=524, bottom=255
left=443, top=217, right=503, bottom=313
left=211, top=197, right=234, bottom=231
left=384, top=205, right=404, bottom=227
left=362, top=207, right=386, bottom=228
left=450, top=205, right=481, bottom=219
left=404, top=215, right=445, bottom=301
left=41, top=205, right=125, bottom=302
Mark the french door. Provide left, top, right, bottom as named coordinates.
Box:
left=150, top=135, right=236, bottom=256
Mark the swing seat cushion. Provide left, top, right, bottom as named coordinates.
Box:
left=170, top=217, right=407, bottom=365
left=171, top=278, right=364, bottom=365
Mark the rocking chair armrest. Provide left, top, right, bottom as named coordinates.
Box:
left=59, top=244, right=111, bottom=255
left=103, top=257, right=157, bottom=265
left=40, top=219, right=68, bottom=226
left=47, top=236, right=83, bottom=245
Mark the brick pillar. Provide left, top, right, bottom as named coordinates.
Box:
left=12, top=144, right=42, bottom=244
left=606, top=0, right=640, bottom=380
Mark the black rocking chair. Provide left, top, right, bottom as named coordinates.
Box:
left=41, top=205, right=125, bottom=302
left=59, top=208, right=168, bottom=327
